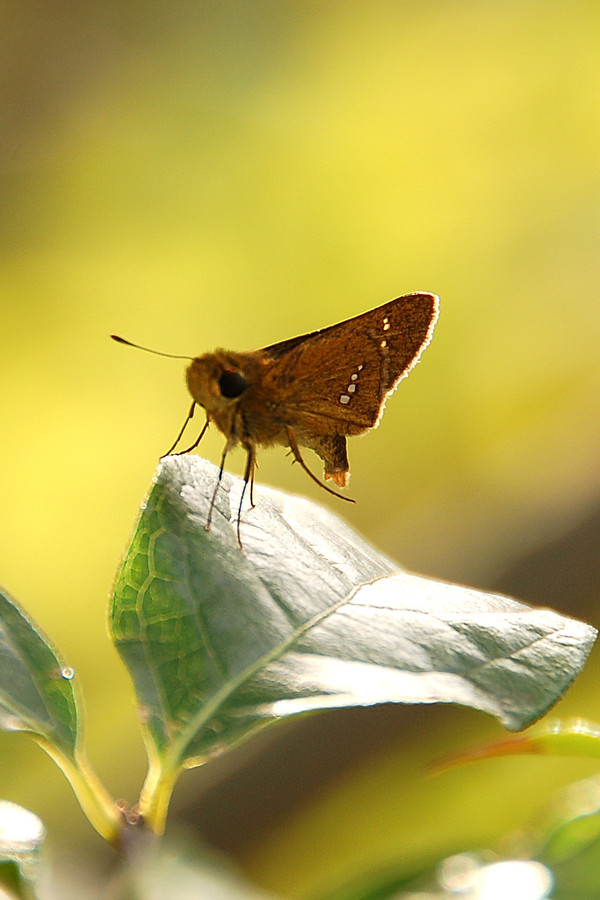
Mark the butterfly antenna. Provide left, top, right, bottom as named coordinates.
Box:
left=110, top=334, right=192, bottom=361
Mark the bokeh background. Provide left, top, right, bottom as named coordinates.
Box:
left=2, top=1, right=600, bottom=896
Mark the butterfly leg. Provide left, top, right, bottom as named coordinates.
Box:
left=240, top=444, right=256, bottom=512
left=206, top=442, right=229, bottom=530
left=235, top=445, right=256, bottom=547
left=178, top=418, right=210, bottom=455
left=162, top=402, right=211, bottom=457
left=249, top=462, right=258, bottom=508
left=285, top=427, right=355, bottom=503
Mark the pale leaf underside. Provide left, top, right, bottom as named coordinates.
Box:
left=109, top=456, right=597, bottom=767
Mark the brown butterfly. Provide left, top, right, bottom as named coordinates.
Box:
left=113, top=292, right=438, bottom=541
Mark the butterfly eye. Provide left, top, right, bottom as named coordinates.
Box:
left=219, top=369, right=247, bottom=398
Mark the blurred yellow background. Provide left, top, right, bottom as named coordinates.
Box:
left=2, top=1, right=600, bottom=896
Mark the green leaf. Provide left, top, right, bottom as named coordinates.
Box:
left=0, top=589, right=120, bottom=843
left=443, top=719, right=600, bottom=771
left=0, top=800, right=45, bottom=899
left=0, top=586, right=79, bottom=757
left=109, top=456, right=597, bottom=777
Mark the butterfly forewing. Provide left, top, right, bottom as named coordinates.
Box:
left=264, top=293, right=438, bottom=435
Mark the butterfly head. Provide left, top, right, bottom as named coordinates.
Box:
left=186, top=352, right=250, bottom=418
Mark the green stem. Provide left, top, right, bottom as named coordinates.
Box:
left=137, top=754, right=181, bottom=835
left=35, top=738, right=121, bottom=844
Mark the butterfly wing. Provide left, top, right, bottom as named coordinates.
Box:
left=262, top=292, right=438, bottom=436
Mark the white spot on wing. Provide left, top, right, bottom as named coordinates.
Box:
left=340, top=362, right=366, bottom=406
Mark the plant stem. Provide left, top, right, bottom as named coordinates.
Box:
left=35, top=739, right=121, bottom=844
left=137, top=756, right=180, bottom=835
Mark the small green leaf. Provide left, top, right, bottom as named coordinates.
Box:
left=0, top=800, right=45, bottom=899
left=444, top=719, right=600, bottom=771
left=109, top=456, right=597, bottom=778
left=0, top=590, right=120, bottom=843
left=0, top=586, right=79, bottom=757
